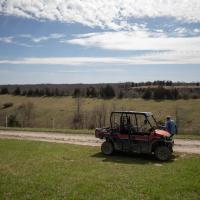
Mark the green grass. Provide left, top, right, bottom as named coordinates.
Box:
left=0, top=95, right=200, bottom=134
left=0, top=139, right=200, bottom=200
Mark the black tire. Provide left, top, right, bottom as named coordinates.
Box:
left=101, top=141, right=114, bottom=155
left=155, top=146, right=171, bottom=161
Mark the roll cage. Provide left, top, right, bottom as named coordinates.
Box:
left=110, top=111, right=158, bottom=134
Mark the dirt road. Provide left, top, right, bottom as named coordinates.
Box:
left=0, top=130, right=200, bottom=154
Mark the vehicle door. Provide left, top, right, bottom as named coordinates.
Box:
left=111, top=113, right=132, bottom=151
left=130, top=114, right=151, bottom=153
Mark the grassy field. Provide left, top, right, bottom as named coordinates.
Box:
left=0, top=139, right=200, bottom=200
left=0, top=95, right=200, bottom=134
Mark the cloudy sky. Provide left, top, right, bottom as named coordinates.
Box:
left=0, top=0, right=200, bottom=84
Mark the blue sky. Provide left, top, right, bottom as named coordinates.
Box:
left=0, top=0, right=200, bottom=84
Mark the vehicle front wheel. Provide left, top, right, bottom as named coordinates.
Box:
left=101, top=141, right=114, bottom=155
left=155, top=146, right=171, bottom=161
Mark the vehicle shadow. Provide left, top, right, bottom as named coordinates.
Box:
left=92, top=151, right=178, bottom=165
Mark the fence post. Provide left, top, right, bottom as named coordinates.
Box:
left=5, top=115, right=8, bottom=128
left=175, top=105, right=180, bottom=133
left=52, top=118, right=55, bottom=129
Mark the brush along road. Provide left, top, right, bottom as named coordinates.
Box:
left=0, top=130, right=200, bottom=154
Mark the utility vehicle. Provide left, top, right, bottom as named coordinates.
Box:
left=95, top=111, right=174, bottom=161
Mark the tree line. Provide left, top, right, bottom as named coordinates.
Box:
left=0, top=81, right=200, bottom=100
left=0, top=85, right=116, bottom=99
left=142, top=87, right=179, bottom=100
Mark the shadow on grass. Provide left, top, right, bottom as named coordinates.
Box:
left=92, top=151, right=178, bottom=165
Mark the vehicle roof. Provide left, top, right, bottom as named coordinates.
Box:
left=111, top=111, right=153, bottom=116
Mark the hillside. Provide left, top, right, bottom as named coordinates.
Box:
left=0, top=95, right=199, bottom=135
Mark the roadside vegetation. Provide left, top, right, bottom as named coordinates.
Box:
left=0, top=139, right=199, bottom=200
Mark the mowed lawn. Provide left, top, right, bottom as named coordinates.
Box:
left=0, top=139, right=200, bottom=200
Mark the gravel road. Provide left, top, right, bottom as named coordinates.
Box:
left=0, top=130, right=200, bottom=154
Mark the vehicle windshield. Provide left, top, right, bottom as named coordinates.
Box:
left=147, top=115, right=157, bottom=128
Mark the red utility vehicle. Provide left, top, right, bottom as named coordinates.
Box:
left=95, top=111, right=174, bottom=161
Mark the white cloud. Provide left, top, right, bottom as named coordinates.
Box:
left=32, top=36, right=49, bottom=43
left=64, top=31, right=200, bottom=64
left=0, top=1, right=199, bottom=64
left=18, top=33, right=66, bottom=43
left=57, top=68, right=123, bottom=73
left=0, top=36, right=14, bottom=43
left=132, top=51, right=200, bottom=64
left=0, top=57, right=128, bottom=65
left=173, top=27, right=188, bottom=36
left=31, top=33, right=65, bottom=43
left=0, top=33, right=66, bottom=47
left=0, top=0, right=200, bottom=30
left=194, top=29, right=200, bottom=33
left=0, top=50, right=199, bottom=65
left=50, top=33, right=65, bottom=39
left=66, top=31, right=200, bottom=51
left=0, top=35, right=41, bottom=47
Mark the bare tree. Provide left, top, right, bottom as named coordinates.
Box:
left=86, top=103, right=107, bottom=129
left=17, top=102, right=35, bottom=127
left=71, top=97, right=83, bottom=129
left=82, top=111, right=89, bottom=129
left=95, top=103, right=107, bottom=128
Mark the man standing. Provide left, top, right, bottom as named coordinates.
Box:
left=165, top=116, right=177, bottom=136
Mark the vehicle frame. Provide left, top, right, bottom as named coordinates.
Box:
left=95, top=111, right=174, bottom=161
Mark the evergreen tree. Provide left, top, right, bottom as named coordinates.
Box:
left=45, top=88, right=51, bottom=96
left=171, top=88, right=179, bottom=99
left=34, top=88, right=40, bottom=96
left=0, top=87, right=9, bottom=94
left=21, top=90, right=27, bottom=96
left=86, top=87, right=97, bottom=98
left=142, top=88, right=152, bottom=99
left=73, top=88, right=81, bottom=98
left=100, top=85, right=115, bottom=99
left=54, top=88, right=60, bottom=96
left=27, top=89, right=34, bottom=96
left=153, top=87, right=166, bottom=99
left=13, top=87, right=21, bottom=95
left=39, top=89, right=45, bottom=96
left=118, top=90, right=124, bottom=99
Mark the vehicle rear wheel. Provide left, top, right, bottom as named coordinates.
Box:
left=101, top=141, right=114, bottom=155
left=155, top=146, right=171, bottom=161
